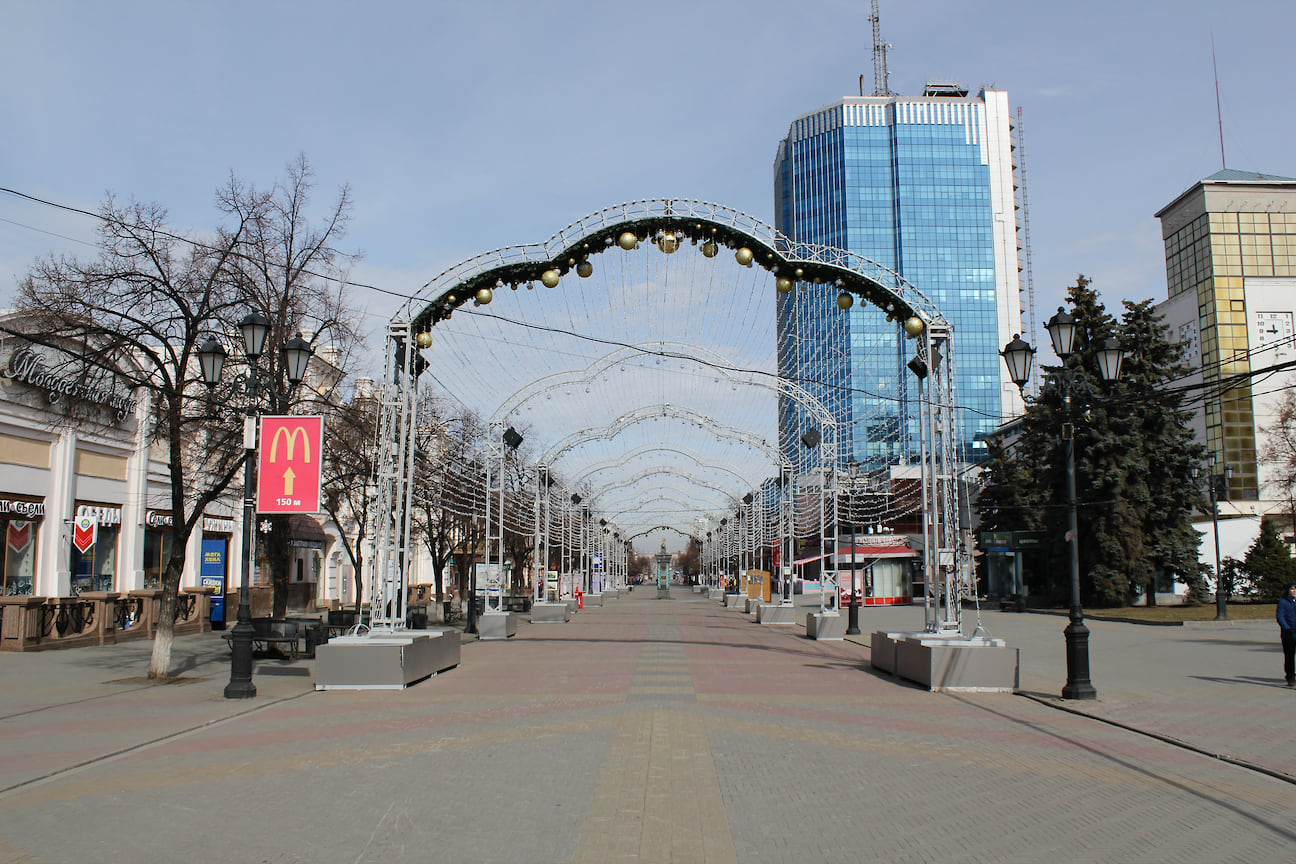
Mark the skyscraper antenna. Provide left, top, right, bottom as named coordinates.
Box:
left=869, top=0, right=892, bottom=97
left=1211, top=29, right=1226, bottom=170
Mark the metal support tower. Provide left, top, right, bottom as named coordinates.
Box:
left=1016, top=106, right=1040, bottom=373
left=484, top=422, right=505, bottom=613
left=368, top=321, right=423, bottom=632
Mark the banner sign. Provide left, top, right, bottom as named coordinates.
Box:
left=256, top=416, right=324, bottom=514
left=73, top=514, right=97, bottom=554
left=7, top=520, right=31, bottom=553
left=201, top=538, right=227, bottom=624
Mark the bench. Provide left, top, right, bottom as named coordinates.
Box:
left=222, top=619, right=301, bottom=659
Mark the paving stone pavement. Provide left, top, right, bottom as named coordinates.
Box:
left=0, top=591, right=1292, bottom=864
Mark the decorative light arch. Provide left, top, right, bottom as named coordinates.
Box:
left=539, top=403, right=777, bottom=468
left=373, top=199, right=967, bottom=636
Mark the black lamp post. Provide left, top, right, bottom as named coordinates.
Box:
left=1001, top=308, right=1124, bottom=701
left=199, top=312, right=312, bottom=700
left=845, top=460, right=861, bottom=635
left=1201, top=454, right=1232, bottom=620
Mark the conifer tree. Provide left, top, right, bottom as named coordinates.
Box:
left=977, top=277, right=1208, bottom=605
left=1244, top=518, right=1296, bottom=601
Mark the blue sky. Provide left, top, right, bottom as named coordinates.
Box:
left=3, top=0, right=1294, bottom=354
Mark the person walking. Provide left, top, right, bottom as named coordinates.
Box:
left=1278, top=581, right=1296, bottom=688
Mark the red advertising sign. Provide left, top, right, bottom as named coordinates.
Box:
left=255, top=416, right=324, bottom=514
left=73, top=515, right=97, bottom=554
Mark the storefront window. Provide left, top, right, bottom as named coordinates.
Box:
left=1, top=498, right=44, bottom=596
left=71, top=504, right=121, bottom=594
left=143, top=529, right=173, bottom=589
left=143, top=511, right=174, bottom=589
left=3, top=518, right=39, bottom=595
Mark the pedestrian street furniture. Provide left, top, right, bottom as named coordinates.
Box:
left=221, top=618, right=301, bottom=659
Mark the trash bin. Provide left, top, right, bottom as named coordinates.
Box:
left=303, top=622, right=328, bottom=658
left=407, top=605, right=428, bottom=630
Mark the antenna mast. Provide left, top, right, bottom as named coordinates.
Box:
left=1211, top=30, right=1226, bottom=170
left=1016, top=106, right=1039, bottom=394
left=869, top=0, right=892, bottom=97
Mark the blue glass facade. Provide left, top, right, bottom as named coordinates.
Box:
left=774, top=92, right=1019, bottom=467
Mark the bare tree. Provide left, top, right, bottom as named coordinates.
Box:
left=320, top=392, right=379, bottom=613
left=217, top=155, right=362, bottom=619
left=13, top=155, right=360, bottom=678
left=410, top=395, right=487, bottom=620
left=16, top=197, right=248, bottom=679
left=1260, top=387, right=1296, bottom=536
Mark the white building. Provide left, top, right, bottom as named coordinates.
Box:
left=0, top=314, right=345, bottom=623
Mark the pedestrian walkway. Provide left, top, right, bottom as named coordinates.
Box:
left=0, top=592, right=1291, bottom=864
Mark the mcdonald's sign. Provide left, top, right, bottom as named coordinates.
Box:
left=256, top=416, right=324, bottom=514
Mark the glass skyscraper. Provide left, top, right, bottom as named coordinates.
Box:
left=774, top=85, right=1023, bottom=467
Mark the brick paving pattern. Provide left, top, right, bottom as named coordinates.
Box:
left=0, top=592, right=1292, bottom=863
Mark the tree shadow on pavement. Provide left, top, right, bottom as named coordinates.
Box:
left=1189, top=674, right=1291, bottom=688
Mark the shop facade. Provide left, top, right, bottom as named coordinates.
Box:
left=0, top=323, right=351, bottom=643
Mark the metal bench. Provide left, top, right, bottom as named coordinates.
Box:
left=222, top=619, right=301, bottom=659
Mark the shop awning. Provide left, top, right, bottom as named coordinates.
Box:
left=288, top=515, right=328, bottom=549
left=792, top=545, right=919, bottom=566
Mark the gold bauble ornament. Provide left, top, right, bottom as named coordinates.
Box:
left=415, top=330, right=434, bottom=349
left=618, top=231, right=638, bottom=250
left=540, top=269, right=561, bottom=288
left=775, top=277, right=794, bottom=294
left=836, top=292, right=855, bottom=310
left=701, top=241, right=718, bottom=258
left=475, top=287, right=493, bottom=305
left=735, top=247, right=754, bottom=266
left=903, top=316, right=925, bottom=337
left=658, top=232, right=678, bottom=254
left=576, top=261, right=593, bottom=278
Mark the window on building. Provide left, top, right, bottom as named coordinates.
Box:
left=71, top=506, right=120, bottom=594
left=143, top=528, right=174, bottom=589
left=3, top=518, right=38, bottom=595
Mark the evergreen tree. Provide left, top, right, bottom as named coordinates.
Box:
left=977, top=277, right=1208, bottom=606
left=1109, top=299, right=1210, bottom=603
left=1243, top=518, right=1296, bottom=601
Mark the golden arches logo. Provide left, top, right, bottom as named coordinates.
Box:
left=269, top=425, right=312, bottom=463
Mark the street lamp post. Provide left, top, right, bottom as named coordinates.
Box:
left=199, top=312, right=313, bottom=700
left=1202, top=454, right=1232, bottom=620
left=1001, top=308, right=1124, bottom=701
left=845, top=460, right=861, bottom=635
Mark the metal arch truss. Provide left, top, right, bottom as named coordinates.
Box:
left=569, top=443, right=764, bottom=490
left=491, top=341, right=832, bottom=448
left=624, top=525, right=696, bottom=544
left=373, top=199, right=972, bottom=637
left=401, top=199, right=948, bottom=332
left=589, top=468, right=742, bottom=512
left=539, top=402, right=777, bottom=467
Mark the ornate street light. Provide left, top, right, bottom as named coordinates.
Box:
left=1197, top=454, right=1233, bottom=620
left=845, top=460, right=862, bottom=635
left=1001, top=309, right=1125, bottom=700
left=199, top=315, right=312, bottom=700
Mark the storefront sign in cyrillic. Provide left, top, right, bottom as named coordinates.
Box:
left=0, top=498, right=45, bottom=518
left=1, top=344, right=137, bottom=420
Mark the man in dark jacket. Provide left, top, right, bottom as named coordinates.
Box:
left=1278, top=581, right=1296, bottom=687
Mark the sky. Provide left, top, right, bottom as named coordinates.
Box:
left=3, top=0, right=1294, bottom=548
left=4, top=1, right=1294, bottom=331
